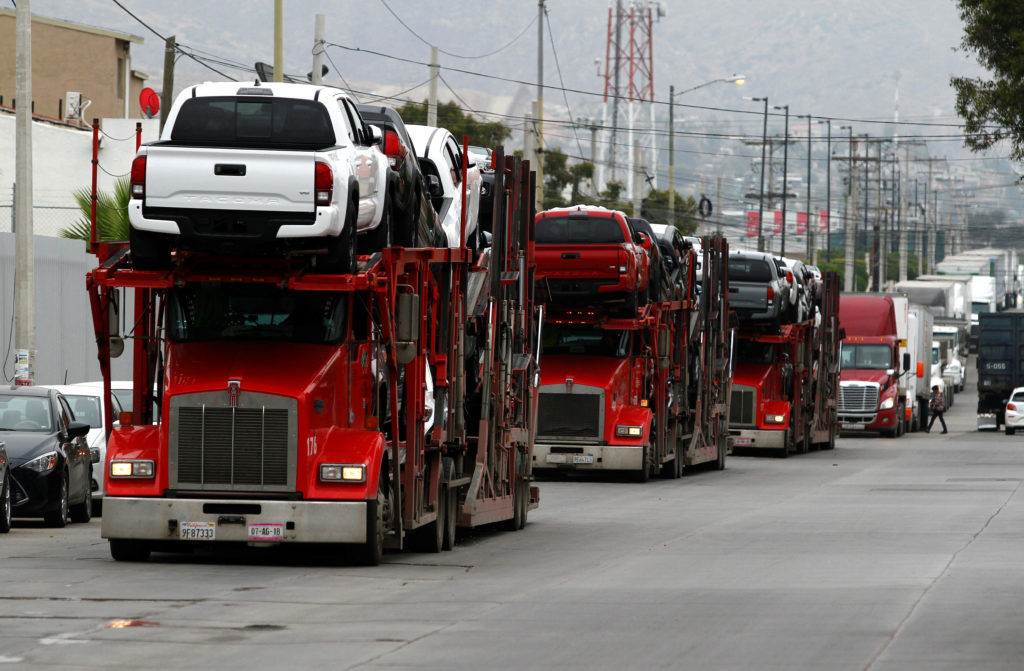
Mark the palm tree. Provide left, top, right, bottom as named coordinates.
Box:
left=60, top=176, right=131, bottom=243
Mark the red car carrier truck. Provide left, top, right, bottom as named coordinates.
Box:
left=729, top=271, right=841, bottom=455
left=89, top=145, right=540, bottom=564
left=533, top=206, right=732, bottom=480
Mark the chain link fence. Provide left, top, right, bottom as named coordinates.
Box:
left=0, top=202, right=83, bottom=237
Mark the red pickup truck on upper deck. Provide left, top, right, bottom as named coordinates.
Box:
left=535, top=206, right=650, bottom=314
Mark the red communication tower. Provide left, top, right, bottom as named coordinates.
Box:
left=598, top=0, right=661, bottom=201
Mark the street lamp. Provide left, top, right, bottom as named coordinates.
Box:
left=773, top=104, right=790, bottom=256
left=816, top=118, right=832, bottom=261
left=745, top=96, right=769, bottom=252
left=668, top=74, right=745, bottom=227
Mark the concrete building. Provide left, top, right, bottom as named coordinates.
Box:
left=0, top=9, right=147, bottom=123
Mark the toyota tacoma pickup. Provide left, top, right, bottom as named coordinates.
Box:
left=128, top=81, right=393, bottom=273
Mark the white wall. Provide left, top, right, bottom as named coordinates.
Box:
left=0, top=113, right=158, bottom=235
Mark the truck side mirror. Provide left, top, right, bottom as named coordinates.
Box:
left=903, top=352, right=911, bottom=371
left=916, top=360, right=925, bottom=378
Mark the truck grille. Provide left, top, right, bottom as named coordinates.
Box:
left=729, top=385, right=756, bottom=427
left=170, top=391, right=297, bottom=492
left=537, top=388, right=603, bottom=441
left=839, top=384, right=880, bottom=414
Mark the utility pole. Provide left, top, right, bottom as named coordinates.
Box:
left=668, top=84, right=675, bottom=226
left=273, top=0, right=283, bottom=82
left=819, top=119, right=832, bottom=262
left=926, top=158, right=935, bottom=274
left=633, top=140, right=643, bottom=218
left=844, top=132, right=858, bottom=292
left=773, top=105, right=790, bottom=257
left=427, top=46, right=439, bottom=127
left=536, top=0, right=545, bottom=209
left=801, top=114, right=813, bottom=262
left=14, top=0, right=34, bottom=384
left=898, top=144, right=910, bottom=282
left=716, top=176, right=723, bottom=235
left=159, top=35, right=175, bottom=132
left=312, top=15, right=325, bottom=85
left=876, top=140, right=886, bottom=291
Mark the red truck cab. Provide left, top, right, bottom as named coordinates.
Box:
left=535, top=206, right=650, bottom=313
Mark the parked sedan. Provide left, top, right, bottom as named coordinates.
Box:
left=44, top=384, right=124, bottom=514
left=1004, top=387, right=1024, bottom=435
left=1, top=442, right=10, bottom=533
left=0, top=386, right=94, bottom=527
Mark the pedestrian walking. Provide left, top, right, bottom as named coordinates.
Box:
left=927, top=384, right=947, bottom=434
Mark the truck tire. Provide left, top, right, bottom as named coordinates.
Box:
left=129, top=227, right=171, bottom=271
left=661, top=444, right=682, bottom=479
left=356, top=469, right=392, bottom=566
left=319, top=196, right=357, bottom=274
left=109, top=538, right=151, bottom=562
left=776, top=431, right=791, bottom=458
left=1006, top=426, right=1015, bottom=436
left=417, top=486, right=447, bottom=551
left=442, top=485, right=458, bottom=550
left=358, top=199, right=393, bottom=255
left=633, top=442, right=651, bottom=482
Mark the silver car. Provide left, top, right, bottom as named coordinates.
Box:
left=728, top=250, right=792, bottom=322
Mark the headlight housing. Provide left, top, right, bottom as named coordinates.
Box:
left=22, top=451, right=58, bottom=473
left=109, top=459, right=155, bottom=478
left=764, top=414, right=787, bottom=425
left=615, top=425, right=643, bottom=438
left=320, top=464, right=366, bottom=482
left=880, top=396, right=895, bottom=410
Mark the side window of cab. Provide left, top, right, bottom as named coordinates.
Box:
left=334, top=99, right=357, bottom=144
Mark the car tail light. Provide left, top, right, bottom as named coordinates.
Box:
left=786, top=271, right=793, bottom=283
left=767, top=286, right=775, bottom=300
left=130, top=155, right=146, bottom=200
left=383, top=130, right=405, bottom=168
left=618, top=249, right=628, bottom=274
left=1009, top=403, right=1017, bottom=411
left=315, top=161, right=333, bottom=206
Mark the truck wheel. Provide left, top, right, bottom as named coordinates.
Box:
left=1006, top=426, right=1015, bottom=436
left=129, top=228, right=171, bottom=271
left=661, top=444, right=682, bottom=479
left=776, top=431, right=791, bottom=458
left=359, top=200, right=393, bottom=254
left=320, top=198, right=357, bottom=274
left=443, top=486, right=458, bottom=550
left=356, top=470, right=392, bottom=566
left=109, top=538, right=151, bottom=562
left=632, top=443, right=651, bottom=482
left=502, top=479, right=525, bottom=531
left=417, top=486, right=447, bottom=551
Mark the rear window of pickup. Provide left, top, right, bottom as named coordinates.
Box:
left=170, top=97, right=336, bottom=149
left=730, top=258, right=773, bottom=282
left=536, top=216, right=625, bottom=244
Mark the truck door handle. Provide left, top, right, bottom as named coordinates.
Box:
left=562, top=252, right=579, bottom=259
left=214, top=164, right=247, bottom=176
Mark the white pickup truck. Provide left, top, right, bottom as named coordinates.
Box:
left=127, top=81, right=393, bottom=273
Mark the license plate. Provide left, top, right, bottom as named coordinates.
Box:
left=572, top=455, right=594, bottom=464
left=733, top=437, right=752, bottom=446
left=248, top=523, right=284, bottom=542
left=179, top=521, right=215, bottom=540
left=842, top=422, right=865, bottom=430
left=546, top=454, right=567, bottom=464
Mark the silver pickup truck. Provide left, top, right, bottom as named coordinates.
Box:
left=127, top=81, right=392, bottom=273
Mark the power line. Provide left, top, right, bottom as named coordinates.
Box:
left=544, top=5, right=584, bottom=159
left=377, top=0, right=536, bottom=60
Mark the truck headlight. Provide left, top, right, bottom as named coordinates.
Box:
left=764, top=414, right=786, bottom=425
left=880, top=397, right=895, bottom=410
left=320, top=464, right=366, bottom=482
left=109, top=459, right=155, bottom=478
left=615, top=425, right=643, bottom=437
left=22, top=451, right=58, bottom=473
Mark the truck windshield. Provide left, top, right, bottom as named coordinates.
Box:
left=167, top=284, right=348, bottom=345
left=734, top=340, right=775, bottom=364
left=972, top=301, right=993, bottom=314
left=932, top=348, right=940, bottom=365
left=541, top=325, right=629, bottom=357
left=841, top=344, right=892, bottom=370
left=169, top=97, right=336, bottom=149
left=536, top=216, right=625, bottom=244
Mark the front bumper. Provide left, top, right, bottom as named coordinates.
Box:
left=730, top=427, right=787, bottom=449
left=533, top=442, right=643, bottom=471
left=101, top=496, right=368, bottom=544
left=10, top=466, right=60, bottom=517
left=978, top=413, right=998, bottom=430
left=839, top=406, right=896, bottom=431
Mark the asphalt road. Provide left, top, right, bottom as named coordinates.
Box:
left=3, top=366, right=1024, bottom=670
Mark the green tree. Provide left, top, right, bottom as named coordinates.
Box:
left=60, top=176, right=131, bottom=243
left=396, top=100, right=511, bottom=148
left=639, top=189, right=699, bottom=235
left=951, top=1, right=1024, bottom=160
left=540, top=148, right=595, bottom=209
